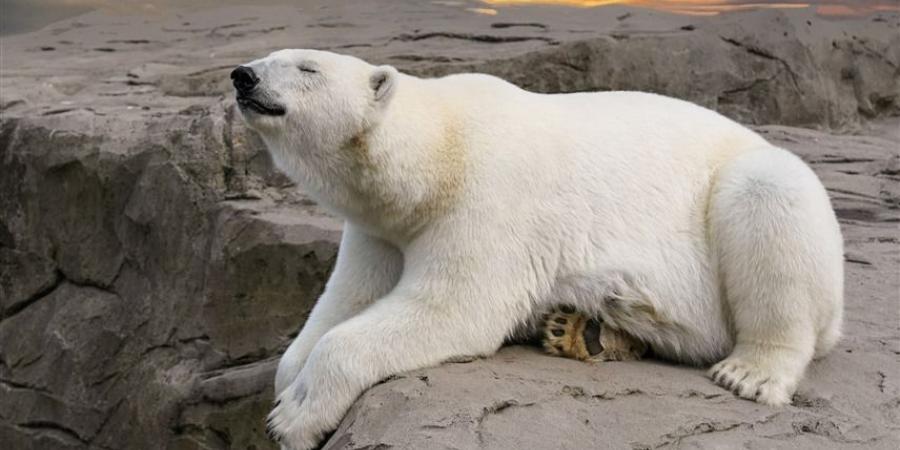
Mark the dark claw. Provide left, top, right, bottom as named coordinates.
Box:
left=552, top=328, right=565, bottom=337
left=560, top=305, right=575, bottom=314
left=714, top=371, right=726, bottom=384
left=733, top=373, right=750, bottom=393
left=554, top=317, right=568, bottom=324
left=266, top=419, right=277, bottom=441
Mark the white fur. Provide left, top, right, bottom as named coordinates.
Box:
left=237, top=49, right=844, bottom=450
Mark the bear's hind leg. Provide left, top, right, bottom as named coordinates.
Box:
left=708, top=147, right=844, bottom=406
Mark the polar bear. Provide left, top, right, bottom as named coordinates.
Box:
left=231, top=49, right=844, bottom=450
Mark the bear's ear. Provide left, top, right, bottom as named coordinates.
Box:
left=370, top=65, right=397, bottom=103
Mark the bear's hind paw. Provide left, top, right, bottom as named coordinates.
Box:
left=542, top=307, right=596, bottom=361
left=541, top=306, right=648, bottom=363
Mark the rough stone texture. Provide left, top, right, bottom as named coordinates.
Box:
left=0, top=99, right=340, bottom=449
left=3, top=2, right=897, bottom=129
left=1, top=2, right=898, bottom=449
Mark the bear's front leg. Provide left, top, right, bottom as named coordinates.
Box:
left=273, top=224, right=403, bottom=396
left=266, top=256, right=524, bottom=450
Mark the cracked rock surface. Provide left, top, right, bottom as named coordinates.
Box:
left=1, top=1, right=898, bottom=449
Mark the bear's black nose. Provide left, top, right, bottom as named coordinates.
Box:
left=231, top=66, right=259, bottom=93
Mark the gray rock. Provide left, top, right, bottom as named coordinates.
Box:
left=0, top=97, right=339, bottom=449
left=417, top=26, right=900, bottom=129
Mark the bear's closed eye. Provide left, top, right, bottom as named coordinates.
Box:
left=298, top=66, right=318, bottom=74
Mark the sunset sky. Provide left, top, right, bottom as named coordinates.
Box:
left=480, top=0, right=900, bottom=16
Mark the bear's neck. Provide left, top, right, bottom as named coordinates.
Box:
left=295, top=78, right=466, bottom=246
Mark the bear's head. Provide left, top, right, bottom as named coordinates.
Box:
left=231, top=49, right=398, bottom=164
